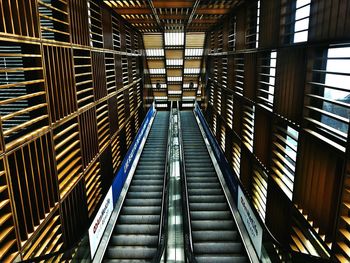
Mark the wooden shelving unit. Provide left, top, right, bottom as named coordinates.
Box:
left=203, top=0, right=350, bottom=261
left=0, top=0, right=145, bottom=261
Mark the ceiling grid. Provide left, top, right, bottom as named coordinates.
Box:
left=104, top=0, right=242, bottom=101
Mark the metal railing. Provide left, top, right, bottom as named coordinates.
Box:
left=151, top=102, right=173, bottom=262
left=177, top=109, right=198, bottom=263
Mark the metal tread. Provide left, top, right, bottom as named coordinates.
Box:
left=103, top=111, right=169, bottom=262
left=180, top=111, right=248, bottom=261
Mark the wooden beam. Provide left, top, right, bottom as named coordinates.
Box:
left=128, top=18, right=216, bottom=24
left=196, top=8, right=229, bottom=15
left=113, top=8, right=151, bottom=15
left=153, top=1, right=194, bottom=8
left=147, top=0, right=163, bottom=31
left=130, top=19, right=157, bottom=23
left=159, top=14, right=187, bottom=19
left=186, top=0, right=200, bottom=29
left=192, top=19, right=217, bottom=23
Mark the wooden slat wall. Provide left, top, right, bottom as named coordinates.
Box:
left=0, top=1, right=39, bottom=38
left=253, top=108, right=271, bottom=166
left=69, top=0, right=90, bottom=46
left=294, top=135, right=342, bottom=242
left=259, top=0, right=280, bottom=48
left=274, top=47, right=306, bottom=123
left=44, top=45, right=77, bottom=123
left=203, top=0, right=350, bottom=261
left=308, top=0, right=350, bottom=43
left=0, top=0, right=145, bottom=261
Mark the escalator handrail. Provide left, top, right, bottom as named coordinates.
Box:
left=151, top=104, right=172, bottom=263
left=177, top=110, right=198, bottom=263
left=193, top=102, right=332, bottom=262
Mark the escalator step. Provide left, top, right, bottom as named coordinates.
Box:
left=187, top=182, right=221, bottom=189
left=104, top=111, right=169, bottom=262
left=104, top=259, right=151, bottom=263
left=121, top=206, right=161, bottom=215
left=118, top=214, right=160, bottom=224
left=106, top=247, right=157, bottom=259
left=190, top=202, right=228, bottom=211
left=188, top=188, right=222, bottom=195
left=127, top=192, right=162, bottom=199
left=193, top=242, right=243, bottom=254
left=109, top=234, right=158, bottom=246
left=184, top=171, right=216, bottom=176
left=190, top=210, right=232, bottom=220
left=191, top=220, right=235, bottom=230
left=132, top=174, right=162, bottom=180
left=114, top=224, right=159, bottom=234
left=180, top=112, right=248, bottom=262
left=189, top=195, right=226, bottom=203
left=131, top=179, right=163, bottom=186
left=195, top=255, right=249, bottom=263
left=123, top=198, right=162, bottom=206
left=128, top=185, right=163, bottom=192
left=192, top=230, right=238, bottom=241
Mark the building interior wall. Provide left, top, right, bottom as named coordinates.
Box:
left=203, top=0, right=350, bottom=261
left=0, top=0, right=145, bottom=261
left=0, top=0, right=349, bottom=262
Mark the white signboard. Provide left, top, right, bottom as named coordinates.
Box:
left=237, top=187, right=263, bottom=258
left=89, top=187, right=113, bottom=259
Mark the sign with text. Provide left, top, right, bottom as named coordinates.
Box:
left=88, top=187, right=113, bottom=259
left=237, top=187, right=262, bottom=258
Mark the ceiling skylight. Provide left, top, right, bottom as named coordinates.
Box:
left=149, top=68, right=166, bottom=74
left=166, top=59, right=183, bottom=66
left=146, top=49, right=164, bottom=57
left=185, top=48, right=203, bottom=57
left=165, top=32, right=185, bottom=46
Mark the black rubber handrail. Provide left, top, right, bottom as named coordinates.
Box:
left=151, top=103, right=172, bottom=262
left=177, top=109, right=198, bottom=263
left=193, top=102, right=333, bottom=262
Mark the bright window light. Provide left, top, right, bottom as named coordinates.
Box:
left=184, top=68, right=200, bottom=74
left=168, top=90, right=182, bottom=95
left=149, top=68, right=166, bottom=74
left=268, top=51, right=277, bottom=102
left=256, top=0, right=260, bottom=48
left=164, top=32, right=184, bottom=46
left=155, top=96, right=168, bottom=100
left=167, top=76, right=182, bottom=82
left=182, top=103, right=194, bottom=107
left=320, top=46, right=350, bottom=135
left=166, top=59, right=183, bottom=66
left=293, top=0, right=311, bottom=43
left=185, top=48, right=203, bottom=56
left=183, top=96, right=196, bottom=101
left=146, top=49, right=164, bottom=57
left=156, top=103, right=168, bottom=108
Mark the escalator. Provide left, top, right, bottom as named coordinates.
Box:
left=103, top=111, right=169, bottom=262
left=180, top=111, right=249, bottom=263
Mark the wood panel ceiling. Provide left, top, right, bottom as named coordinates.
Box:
left=104, top=0, right=241, bottom=32
left=104, top=0, right=241, bottom=102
